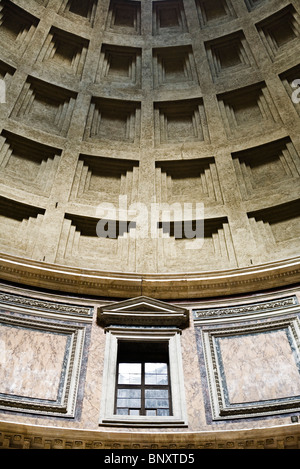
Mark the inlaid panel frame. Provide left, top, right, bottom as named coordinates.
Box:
left=199, top=313, right=300, bottom=420
left=0, top=312, right=86, bottom=418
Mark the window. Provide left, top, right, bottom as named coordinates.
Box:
left=115, top=341, right=172, bottom=417
left=98, top=296, right=189, bottom=426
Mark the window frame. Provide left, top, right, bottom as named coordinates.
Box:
left=99, top=326, right=188, bottom=427
left=115, top=342, right=172, bottom=417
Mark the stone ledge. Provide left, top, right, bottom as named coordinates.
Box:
left=0, top=419, right=300, bottom=449
left=0, top=252, right=299, bottom=299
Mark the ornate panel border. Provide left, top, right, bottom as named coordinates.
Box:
left=0, top=312, right=86, bottom=418
left=193, top=295, right=299, bottom=324
left=0, top=289, right=94, bottom=321
left=200, top=314, right=300, bottom=420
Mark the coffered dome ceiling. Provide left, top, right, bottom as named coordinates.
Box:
left=0, top=0, right=299, bottom=298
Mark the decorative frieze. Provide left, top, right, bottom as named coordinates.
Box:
left=0, top=290, right=94, bottom=319
left=1, top=420, right=300, bottom=448
left=194, top=295, right=299, bottom=322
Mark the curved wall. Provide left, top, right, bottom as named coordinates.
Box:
left=0, top=281, right=300, bottom=449
left=0, top=0, right=299, bottom=298
left=0, top=0, right=300, bottom=451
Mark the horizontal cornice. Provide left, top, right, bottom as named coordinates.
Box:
left=0, top=253, right=299, bottom=299
left=0, top=419, right=300, bottom=449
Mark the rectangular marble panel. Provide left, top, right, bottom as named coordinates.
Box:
left=217, top=329, right=300, bottom=404
left=200, top=314, right=300, bottom=419
left=0, top=312, right=86, bottom=417
left=0, top=324, right=68, bottom=400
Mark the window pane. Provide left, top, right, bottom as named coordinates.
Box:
left=145, top=362, right=168, bottom=385
left=145, top=363, right=168, bottom=374
left=118, top=363, right=141, bottom=384
left=129, top=409, right=140, bottom=416
left=116, top=408, right=128, bottom=415
left=117, top=398, right=141, bottom=408
left=156, top=375, right=168, bottom=385
left=145, top=389, right=170, bottom=410
left=145, top=389, right=169, bottom=399
left=145, top=398, right=169, bottom=409
left=157, top=409, right=170, bottom=416
left=146, top=409, right=156, bottom=416
left=118, top=389, right=141, bottom=399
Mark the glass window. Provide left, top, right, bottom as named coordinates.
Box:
left=115, top=341, right=172, bottom=417
left=145, top=363, right=168, bottom=385
left=118, top=363, right=142, bottom=384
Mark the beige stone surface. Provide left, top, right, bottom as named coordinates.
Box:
left=0, top=0, right=297, bottom=298
left=0, top=0, right=299, bottom=450
left=220, top=329, right=300, bottom=403
left=0, top=325, right=67, bottom=400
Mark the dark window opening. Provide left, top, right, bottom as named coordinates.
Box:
left=115, top=341, right=172, bottom=417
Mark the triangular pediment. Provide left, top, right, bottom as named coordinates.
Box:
left=97, top=296, right=189, bottom=328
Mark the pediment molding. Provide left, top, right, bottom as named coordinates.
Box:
left=97, top=296, right=189, bottom=328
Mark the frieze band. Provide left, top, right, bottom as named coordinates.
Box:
left=193, top=296, right=298, bottom=320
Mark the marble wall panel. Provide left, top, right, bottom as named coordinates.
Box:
left=0, top=310, right=88, bottom=418
left=0, top=324, right=68, bottom=400
left=196, top=310, right=300, bottom=420
left=218, top=329, right=300, bottom=404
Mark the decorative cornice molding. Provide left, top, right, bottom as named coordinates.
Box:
left=0, top=253, right=299, bottom=299
left=0, top=291, right=94, bottom=319
left=193, top=295, right=299, bottom=322
left=0, top=421, right=300, bottom=449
